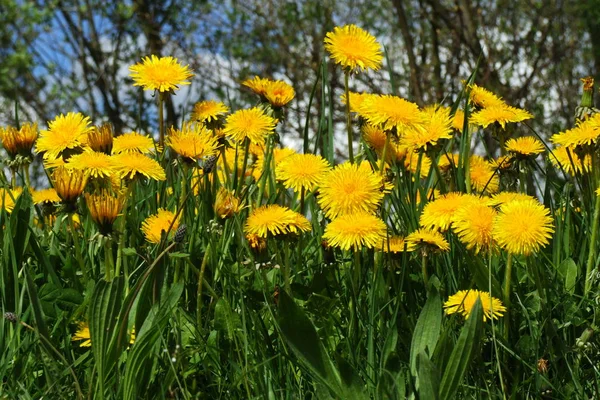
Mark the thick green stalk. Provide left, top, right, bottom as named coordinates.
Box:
left=379, top=130, right=391, bottom=174
left=104, top=238, right=112, bottom=282
left=503, top=253, right=513, bottom=339
left=344, top=71, right=354, bottom=163
left=421, top=251, right=429, bottom=287
left=585, top=193, right=600, bottom=294
left=463, top=125, right=472, bottom=194
left=158, top=93, right=165, bottom=148
left=70, top=213, right=87, bottom=282
left=197, top=243, right=211, bottom=327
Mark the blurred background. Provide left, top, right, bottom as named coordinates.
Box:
left=1, top=0, right=599, bottom=147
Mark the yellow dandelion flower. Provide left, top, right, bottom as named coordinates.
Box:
left=252, top=147, right=297, bottom=181
left=191, top=100, right=229, bottom=123
left=470, top=155, right=499, bottom=194
left=246, top=233, right=267, bottom=251
left=141, top=209, right=180, bottom=244
left=0, top=187, right=22, bottom=214
left=505, top=136, right=544, bottom=157
left=406, top=228, right=450, bottom=252
left=72, top=322, right=92, bottom=347
left=452, top=109, right=468, bottom=131
left=166, top=122, right=219, bottom=161
left=471, top=105, right=533, bottom=129
left=468, top=83, right=506, bottom=108
left=36, top=112, right=92, bottom=160
left=550, top=146, right=591, bottom=175
left=242, top=76, right=271, bottom=95
left=452, top=202, right=497, bottom=253
left=438, top=152, right=461, bottom=172
left=420, top=192, right=474, bottom=231
left=112, top=132, right=156, bottom=155
left=341, top=92, right=371, bottom=114
left=323, top=212, right=387, bottom=251
left=317, top=161, right=384, bottom=218
left=380, top=236, right=416, bottom=253
left=31, top=188, right=61, bottom=205
left=129, top=55, right=193, bottom=92
left=244, top=205, right=310, bottom=238
left=264, top=80, right=295, bottom=107
left=404, top=150, right=432, bottom=178
left=324, top=24, right=383, bottom=73
left=493, top=199, right=554, bottom=255
left=223, top=107, right=276, bottom=145
left=276, top=153, right=330, bottom=192
left=362, top=124, right=402, bottom=163
left=551, top=114, right=600, bottom=148
left=0, top=126, right=18, bottom=157
left=52, top=167, right=88, bottom=205
left=85, top=191, right=125, bottom=235
left=112, top=153, right=166, bottom=181
left=358, top=94, right=423, bottom=133
left=214, top=188, right=241, bottom=219
left=0, top=123, right=38, bottom=157
left=66, top=151, right=115, bottom=179
left=444, top=289, right=506, bottom=321
left=87, top=123, right=114, bottom=154
left=486, top=192, right=536, bottom=208
left=489, top=154, right=512, bottom=171
left=401, top=106, right=453, bottom=151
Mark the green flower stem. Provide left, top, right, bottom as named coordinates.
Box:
left=104, top=237, right=113, bottom=282
left=463, top=126, right=472, bottom=194
left=257, top=135, right=274, bottom=207
left=237, top=139, right=251, bottom=196
left=22, top=163, right=31, bottom=187
left=421, top=251, right=429, bottom=287
left=299, top=187, right=305, bottom=214
left=379, top=130, right=391, bottom=174
left=158, top=92, right=166, bottom=149
left=197, top=243, right=211, bottom=327
left=344, top=71, right=354, bottom=163
left=503, top=253, right=513, bottom=339
left=585, top=192, right=600, bottom=295
left=220, top=146, right=231, bottom=188
left=69, top=213, right=87, bottom=282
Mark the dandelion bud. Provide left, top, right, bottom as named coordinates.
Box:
left=174, top=224, right=187, bottom=243
left=3, top=312, right=18, bottom=323
left=88, top=123, right=114, bottom=154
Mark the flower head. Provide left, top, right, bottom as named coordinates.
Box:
left=358, top=94, right=423, bottom=133
left=420, top=192, right=473, bottom=231
left=451, top=109, right=468, bottom=132
left=471, top=105, right=533, bottom=129
left=380, top=236, right=416, bottom=253
left=223, top=107, right=276, bottom=145
left=401, top=106, right=453, bottom=151
left=85, top=191, right=125, bottom=235
left=493, top=199, right=554, bottom=255
left=317, top=161, right=384, bottom=218
left=191, top=100, right=229, bottom=123
left=214, top=188, right=241, bottom=219
left=551, top=114, right=600, bottom=148
left=31, top=188, right=61, bottom=205
left=112, top=132, right=156, bottom=155
left=166, top=122, right=219, bottom=161
left=486, top=192, right=536, bottom=208
left=244, top=205, right=310, bottom=238
left=262, top=80, right=295, bottom=107
left=66, top=151, right=115, bottom=179
left=36, top=112, right=92, bottom=160
left=549, top=146, right=590, bottom=175
left=276, top=153, right=330, bottom=192
left=129, top=55, right=193, bottom=92
left=242, top=76, right=271, bottom=95
left=323, top=212, right=387, bottom=251
left=324, top=24, right=383, bottom=73
left=1, top=122, right=38, bottom=157
left=87, top=123, right=114, bottom=154
left=0, top=187, right=22, bottom=214
left=444, top=289, right=506, bottom=321
left=468, top=83, right=505, bottom=109
left=72, top=322, right=91, bottom=347
left=52, top=166, right=88, bottom=205
left=470, top=155, right=499, bottom=194
left=341, top=92, right=371, bottom=114
left=505, top=136, right=544, bottom=158
left=112, top=153, right=166, bottom=181
left=452, top=202, right=497, bottom=253
left=406, top=228, right=450, bottom=252
left=141, top=209, right=180, bottom=244
left=404, top=150, right=432, bottom=178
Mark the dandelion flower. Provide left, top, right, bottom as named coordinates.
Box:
left=551, top=114, right=600, bottom=148
left=214, top=188, right=241, bottom=219
left=276, top=153, right=330, bottom=192
left=141, top=209, right=180, bottom=244
left=401, top=106, right=453, bottom=151
left=112, top=132, right=156, bottom=155
left=31, top=188, right=61, bottom=205
left=324, top=24, right=383, bottom=73
left=244, top=205, right=310, bottom=238
left=489, top=155, right=512, bottom=171
left=550, top=146, right=590, bottom=174
left=242, top=76, right=271, bottom=95
left=486, top=192, right=536, bottom=208
left=471, top=105, right=533, bottom=129
left=404, top=151, right=432, bottom=178
left=493, top=199, right=554, bottom=255
left=85, top=191, right=125, bottom=235
left=223, top=107, right=276, bottom=145
left=317, top=161, right=384, bottom=218
left=406, top=228, right=450, bottom=252
left=452, top=109, right=468, bottom=131
left=470, top=155, right=499, bottom=194
left=420, top=192, right=472, bottom=231
left=452, top=202, right=497, bottom=253
left=253, top=147, right=297, bottom=181
left=341, top=92, right=371, bottom=114
left=263, top=80, right=295, bottom=107
left=380, top=236, right=416, bottom=253
left=166, top=122, right=219, bottom=161
left=0, top=187, right=22, bottom=214
left=191, top=100, right=229, bottom=123
left=66, top=151, right=115, bottom=179
left=444, top=289, right=506, bottom=321
left=129, top=55, right=193, bottom=92
left=52, top=167, right=88, bottom=205
left=468, top=83, right=505, bottom=108
left=1, top=122, right=38, bottom=157
left=0, top=126, right=18, bottom=157
left=358, top=94, right=423, bottom=133
left=322, top=212, right=386, bottom=251
left=87, top=123, right=114, bottom=154
left=437, top=153, right=461, bottom=172
left=505, top=136, right=544, bottom=157
left=72, top=322, right=92, bottom=347
left=113, top=153, right=166, bottom=181
left=36, top=112, right=92, bottom=160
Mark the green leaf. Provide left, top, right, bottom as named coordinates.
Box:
left=439, top=299, right=484, bottom=400
left=122, top=247, right=138, bottom=256
left=561, top=258, right=578, bottom=294
left=417, top=352, right=440, bottom=400
left=214, top=298, right=238, bottom=341
left=277, top=291, right=343, bottom=397
left=410, top=288, right=442, bottom=376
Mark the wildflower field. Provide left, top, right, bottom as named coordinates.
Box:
left=2, top=24, right=600, bottom=399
